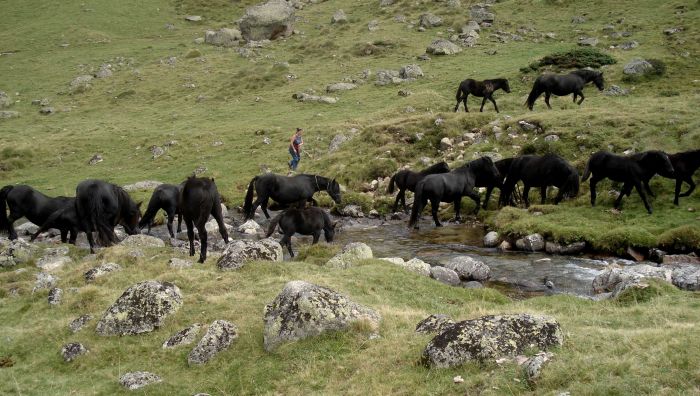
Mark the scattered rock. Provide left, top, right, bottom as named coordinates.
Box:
left=84, top=262, right=122, bottom=281
left=0, top=110, right=20, bottom=119
left=0, top=91, right=12, bottom=108
left=339, top=204, right=364, bottom=218
left=368, top=20, right=379, bottom=32
left=426, top=39, right=462, bottom=55
left=326, top=82, right=357, bottom=93
left=430, top=266, right=461, bottom=286
left=398, top=89, right=412, bottom=97
left=544, top=241, right=586, bottom=255
left=168, top=258, right=193, bottom=269
left=518, top=120, right=537, bottom=131
left=328, top=134, right=349, bottom=152
left=604, top=85, right=630, bottom=96
left=61, top=342, right=88, bottom=362
left=623, top=58, right=654, bottom=75
left=120, top=234, right=165, bottom=248
left=95, top=64, right=112, bottom=78
left=419, top=13, right=442, bottom=28
left=217, top=239, right=283, bottom=271
left=69, top=75, right=94, bottom=93
left=469, top=4, right=494, bottom=24
left=122, top=180, right=163, bottom=192
left=119, top=372, right=162, bottom=390
left=399, top=64, right=423, bottom=79
left=69, top=315, right=93, bottom=333
left=185, top=15, right=202, bottom=22
left=48, top=287, right=62, bottom=306
left=237, top=219, right=263, bottom=234
left=292, top=92, right=337, bottom=104
left=671, top=265, right=700, bottom=291
left=380, top=0, right=395, bottom=6
left=578, top=37, right=599, bottom=46
left=523, top=351, right=554, bottom=382
left=663, top=27, right=682, bottom=35
left=188, top=320, right=239, bottom=365
left=443, top=256, right=491, bottom=281
left=331, top=9, right=347, bottom=24
left=96, top=280, right=183, bottom=336
left=39, top=107, right=55, bottom=115
left=88, top=154, right=103, bottom=165
left=483, top=231, right=501, bottom=248
left=463, top=281, right=483, bottom=289
left=375, top=69, right=402, bottom=86
left=163, top=323, right=202, bottom=349
left=544, top=134, right=560, bottom=142
left=620, top=40, right=639, bottom=50
left=515, top=233, right=545, bottom=252
left=592, top=264, right=672, bottom=297
left=325, top=242, right=373, bottom=269
left=263, top=280, right=381, bottom=351
left=205, top=28, right=242, bottom=47
left=33, top=272, right=59, bottom=293
left=439, top=137, right=453, bottom=151
left=416, top=314, right=455, bottom=334
left=422, top=314, right=563, bottom=368
left=36, top=246, right=72, bottom=271
left=571, top=15, right=586, bottom=24
left=386, top=257, right=431, bottom=277
left=239, top=0, right=295, bottom=42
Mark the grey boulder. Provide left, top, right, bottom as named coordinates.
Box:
left=119, top=371, right=162, bottom=390
left=61, top=342, right=88, bottom=362
left=415, top=314, right=455, bottom=334
left=443, top=256, right=491, bottom=281
left=163, top=323, right=203, bottom=349
left=430, top=266, right=461, bottom=286
left=217, top=239, right=283, bottom=271
left=188, top=320, right=239, bottom=365
left=325, top=242, right=372, bottom=269
left=239, top=0, right=295, bottom=42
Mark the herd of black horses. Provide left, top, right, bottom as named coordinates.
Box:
left=0, top=68, right=698, bottom=262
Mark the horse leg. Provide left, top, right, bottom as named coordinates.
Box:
left=453, top=199, right=462, bottom=223
left=400, top=190, right=409, bottom=213
left=211, top=204, right=229, bottom=244
left=261, top=198, right=271, bottom=219
left=166, top=210, right=175, bottom=238
left=464, top=94, right=469, bottom=113
left=482, top=186, right=494, bottom=210
left=60, top=229, right=68, bottom=243
left=590, top=177, right=600, bottom=207
left=6, top=212, right=19, bottom=240
left=489, top=96, right=499, bottom=113
left=673, top=178, right=683, bottom=205
left=577, top=91, right=585, bottom=105
left=69, top=228, right=77, bottom=244
left=176, top=212, right=182, bottom=233
left=280, top=233, right=293, bottom=257
left=643, top=179, right=655, bottom=198
left=465, top=191, right=481, bottom=215
left=392, top=190, right=401, bottom=213
left=197, top=222, right=208, bottom=263
left=523, top=185, right=531, bottom=207
left=544, top=92, right=552, bottom=109
left=540, top=186, right=547, bottom=204
left=185, top=219, right=195, bottom=257
left=430, top=198, right=442, bottom=227
left=480, top=97, right=487, bottom=112
left=614, top=183, right=634, bottom=208
left=634, top=181, right=653, bottom=214
left=679, top=176, right=695, bottom=197
left=572, top=93, right=577, bottom=103
left=312, top=231, right=321, bottom=244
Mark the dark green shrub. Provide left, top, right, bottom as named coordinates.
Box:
left=525, top=48, right=616, bottom=72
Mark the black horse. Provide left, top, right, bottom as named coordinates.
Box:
left=386, top=162, right=450, bottom=213
left=0, top=185, right=74, bottom=240
left=30, top=200, right=83, bottom=244
left=499, top=154, right=580, bottom=207
left=526, top=69, right=604, bottom=110
left=454, top=78, right=511, bottom=113
left=75, top=179, right=142, bottom=253
left=581, top=150, right=674, bottom=214
left=477, top=158, right=516, bottom=209
left=408, top=157, right=500, bottom=229
left=139, top=183, right=183, bottom=238
left=642, top=149, right=699, bottom=205
left=265, top=206, right=336, bottom=257
left=180, top=176, right=229, bottom=263
left=243, top=174, right=341, bottom=220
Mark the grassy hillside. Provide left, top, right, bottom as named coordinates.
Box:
left=1, top=0, right=700, bottom=394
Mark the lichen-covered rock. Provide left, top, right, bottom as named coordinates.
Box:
left=33, top=272, right=59, bottom=293
left=0, top=239, right=37, bottom=267
left=96, top=281, right=183, bottom=336
left=430, top=266, right=461, bottom=286
left=443, top=256, right=491, bottom=281
left=36, top=246, right=72, bottom=271
left=239, top=0, right=295, bottom=42
left=188, top=320, right=239, bottom=365
left=119, top=371, right=162, bottom=390
left=326, top=82, right=357, bottom=93
left=48, top=287, right=62, bottom=306
left=120, top=234, right=165, bottom=248
left=378, top=257, right=405, bottom=265
left=70, top=75, right=94, bottom=93
left=84, top=262, right=122, bottom=281
left=122, top=180, right=163, bottom=192
left=515, top=233, right=545, bottom=252
left=592, top=265, right=672, bottom=296
left=292, top=92, right=338, bottom=104
left=205, top=28, right=242, bottom=47
left=325, top=242, right=373, bottom=269
left=416, top=314, right=455, bottom=334
left=422, top=314, right=563, bottom=368
left=483, top=231, right=501, bottom=248
left=419, top=13, right=442, bottom=28
left=163, top=323, right=202, bottom=349
left=263, top=280, right=381, bottom=351
left=61, top=342, right=88, bottom=362
left=523, top=351, right=554, bottom=382
left=0, top=91, right=12, bottom=109
left=339, top=204, right=364, bottom=218
left=217, top=239, right=283, bottom=271
left=69, top=314, right=93, bottom=333
left=469, top=4, right=494, bottom=23
left=401, top=258, right=431, bottom=277
left=545, top=241, right=586, bottom=255
left=237, top=219, right=263, bottom=234
left=331, top=9, right=347, bottom=24
left=426, top=39, right=462, bottom=55
left=670, top=265, right=700, bottom=291
left=375, top=69, right=402, bottom=86
left=623, top=58, right=654, bottom=75
left=168, top=258, right=193, bottom=269
left=399, top=64, right=423, bottom=79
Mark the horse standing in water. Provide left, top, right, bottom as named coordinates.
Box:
left=265, top=206, right=336, bottom=257
left=386, top=162, right=450, bottom=213
left=525, top=69, right=604, bottom=110
left=75, top=180, right=142, bottom=253
left=139, top=183, right=183, bottom=238
left=0, top=185, right=75, bottom=240
left=581, top=150, right=674, bottom=214
left=499, top=154, right=580, bottom=207
left=180, top=176, right=229, bottom=263
left=409, top=157, right=500, bottom=229
left=243, top=173, right=341, bottom=220
left=454, top=78, right=511, bottom=113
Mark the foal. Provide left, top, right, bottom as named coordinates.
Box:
left=265, top=206, right=336, bottom=257
left=139, top=183, right=182, bottom=238
left=180, top=176, right=229, bottom=263
left=499, top=154, right=580, bottom=207
left=454, top=78, right=511, bottom=113
left=641, top=149, right=699, bottom=205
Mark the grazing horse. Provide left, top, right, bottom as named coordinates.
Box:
left=180, top=176, right=229, bottom=263
left=30, top=200, right=83, bottom=244
left=139, top=184, right=183, bottom=238
left=526, top=69, right=604, bottom=110
left=499, top=154, right=580, bottom=207
left=642, top=149, right=700, bottom=205
left=243, top=173, right=341, bottom=220
left=581, top=150, right=674, bottom=214
left=75, top=180, right=142, bottom=253
left=408, top=157, right=500, bottom=229
left=454, top=78, right=511, bottom=113
left=478, top=158, right=525, bottom=209
left=265, top=206, right=336, bottom=257
left=386, top=162, right=450, bottom=213
left=0, top=185, right=74, bottom=240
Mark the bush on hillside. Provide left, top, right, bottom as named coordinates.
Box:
left=522, top=48, right=616, bottom=72
left=622, top=58, right=667, bottom=82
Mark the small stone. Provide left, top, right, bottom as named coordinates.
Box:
left=484, top=231, right=500, bottom=247
left=416, top=314, right=455, bottom=334
left=61, top=342, right=88, bottom=362
left=69, top=315, right=93, bottom=333
left=515, top=234, right=545, bottom=251
left=48, top=287, right=62, bottom=306
left=187, top=320, right=238, bottom=365
left=119, top=371, right=162, bottom=390
left=168, top=258, right=193, bottom=269
left=185, top=15, right=202, bottom=22
left=84, top=262, right=122, bottom=281
left=163, top=323, right=202, bottom=349
left=88, top=154, right=103, bottom=165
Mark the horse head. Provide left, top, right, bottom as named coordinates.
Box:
left=593, top=71, right=605, bottom=91
left=122, top=200, right=142, bottom=235
left=327, top=178, right=342, bottom=204
left=473, top=156, right=500, bottom=181
left=501, top=79, right=511, bottom=93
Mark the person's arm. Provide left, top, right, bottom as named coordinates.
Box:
left=289, top=134, right=296, bottom=148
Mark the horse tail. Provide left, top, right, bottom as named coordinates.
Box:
left=386, top=173, right=397, bottom=194
left=243, top=176, right=258, bottom=220
left=569, top=171, right=580, bottom=197
left=138, top=195, right=160, bottom=229
left=408, top=181, right=424, bottom=228
left=0, top=185, right=13, bottom=235
left=84, top=194, right=116, bottom=246
left=455, top=83, right=465, bottom=102
left=265, top=211, right=283, bottom=238
left=581, top=158, right=592, bottom=182
left=525, top=80, right=542, bottom=110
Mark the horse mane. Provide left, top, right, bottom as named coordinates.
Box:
left=419, top=162, right=449, bottom=174
left=571, top=69, right=600, bottom=81
left=486, top=78, right=508, bottom=86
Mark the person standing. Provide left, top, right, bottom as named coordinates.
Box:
left=288, top=127, right=304, bottom=172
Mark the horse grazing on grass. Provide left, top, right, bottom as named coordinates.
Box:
left=180, top=176, right=229, bottom=263
left=0, top=185, right=74, bottom=240
left=499, top=154, right=580, bottom=207
left=387, top=162, right=450, bottom=213
left=477, top=158, right=518, bottom=209
left=408, top=157, right=500, bottom=229
left=265, top=206, right=336, bottom=257
left=243, top=173, right=341, bottom=220
left=525, top=69, right=604, bottom=110
left=642, top=149, right=699, bottom=205
left=581, top=150, right=674, bottom=214
left=454, top=78, right=511, bottom=113
left=139, top=184, right=183, bottom=238
left=76, top=180, right=142, bottom=253
left=30, top=200, right=83, bottom=244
